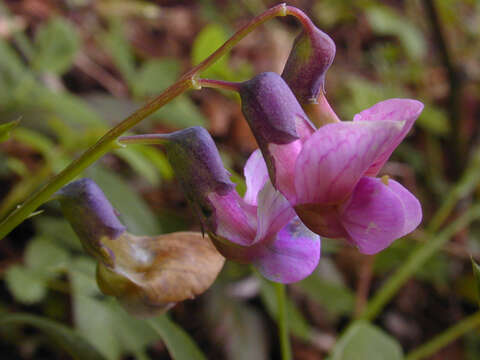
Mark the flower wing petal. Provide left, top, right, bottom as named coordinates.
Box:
left=386, top=179, right=422, bottom=236
left=294, top=121, right=403, bottom=205
left=254, top=218, right=321, bottom=283
left=208, top=191, right=257, bottom=246
left=353, top=99, right=424, bottom=175
left=340, top=177, right=409, bottom=255
left=254, top=180, right=295, bottom=244
left=243, top=149, right=269, bottom=206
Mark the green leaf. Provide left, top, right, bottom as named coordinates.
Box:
left=259, top=278, right=311, bottom=341
left=101, top=19, right=136, bottom=84
left=153, top=95, right=207, bottom=128
left=25, top=237, right=69, bottom=272
left=0, top=118, right=20, bottom=142
left=148, top=315, right=208, bottom=360
left=192, top=24, right=229, bottom=78
left=87, top=165, right=161, bottom=236
left=114, top=147, right=161, bottom=186
left=33, top=17, right=80, bottom=74
left=134, top=59, right=180, bottom=97
left=331, top=321, right=404, bottom=360
left=4, top=265, right=47, bottom=304
left=296, top=271, right=355, bottom=316
left=366, top=7, right=426, bottom=60
left=0, top=313, right=106, bottom=360
left=472, top=258, right=480, bottom=307
left=417, top=104, right=450, bottom=136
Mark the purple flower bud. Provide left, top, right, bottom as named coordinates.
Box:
left=281, top=15, right=335, bottom=103
left=238, top=72, right=315, bottom=200
left=161, top=126, right=235, bottom=232
left=57, top=178, right=126, bottom=262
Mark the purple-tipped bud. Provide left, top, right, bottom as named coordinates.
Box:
left=281, top=16, right=335, bottom=103
left=57, top=178, right=126, bottom=261
left=162, top=126, right=235, bottom=230
left=238, top=72, right=314, bottom=197
left=239, top=72, right=303, bottom=146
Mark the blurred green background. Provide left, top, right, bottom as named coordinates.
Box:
left=1, top=0, right=480, bottom=359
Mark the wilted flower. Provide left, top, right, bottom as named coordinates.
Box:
left=148, top=126, right=321, bottom=283
left=237, top=72, right=423, bottom=255
left=57, top=178, right=224, bottom=317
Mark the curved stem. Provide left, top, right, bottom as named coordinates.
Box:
left=0, top=4, right=290, bottom=240
left=275, top=282, right=292, bottom=360
left=405, top=311, right=480, bottom=360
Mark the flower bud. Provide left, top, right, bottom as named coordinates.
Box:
left=281, top=16, right=335, bottom=103
left=57, top=178, right=126, bottom=263
left=238, top=72, right=314, bottom=200
left=58, top=179, right=224, bottom=317
left=162, top=126, right=236, bottom=231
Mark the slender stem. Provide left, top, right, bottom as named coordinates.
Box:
left=275, top=282, right=292, bottom=360
left=118, top=134, right=167, bottom=146
left=0, top=4, right=290, bottom=240
left=405, top=311, right=480, bottom=360
left=197, top=78, right=241, bottom=92
left=359, top=204, right=480, bottom=321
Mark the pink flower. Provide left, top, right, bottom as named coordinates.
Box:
left=238, top=73, right=423, bottom=255
left=156, top=127, right=321, bottom=283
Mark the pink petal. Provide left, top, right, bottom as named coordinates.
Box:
left=386, top=179, right=422, bottom=236
left=294, top=121, right=404, bottom=205
left=340, top=177, right=419, bottom=255
left=353, top=99, right=424, bottom=176
left=208, top=191, right=257, bottom=246
left=254, top=180, right=295, bottom=244
left=243, top=149, right=269, bottom=206
left=268, top=140, right=303, bottom=203
left=254, top=217, right=321, bottom=283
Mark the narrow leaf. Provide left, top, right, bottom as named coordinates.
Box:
left=148, top=315, right=207, bottom=360
left=0, top=118, right=20, bottom=142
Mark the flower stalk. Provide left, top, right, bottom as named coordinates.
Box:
left=0, top=3, right=290, bottom=240
left=275, top=282, right=292, bottom=360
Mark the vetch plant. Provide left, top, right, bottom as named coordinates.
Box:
left=3, top=3, right=479, bottom=360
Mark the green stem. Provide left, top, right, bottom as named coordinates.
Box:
left=405, top=311, right=480, bottom=360
left=0, top=4, right=290, bottom=240
left=359, top=204, right=480, bottom=321
left=275, top=282, right=292, bottom=360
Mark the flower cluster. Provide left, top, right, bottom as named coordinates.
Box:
left=57, top=7, right=423, bottom=313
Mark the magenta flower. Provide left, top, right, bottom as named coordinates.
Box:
left=156, top=127, right=321, bottom=283
left=238, top=73, right=423, bottom=255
